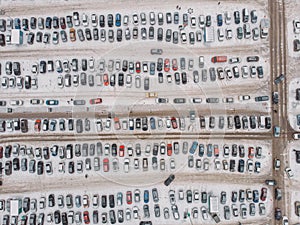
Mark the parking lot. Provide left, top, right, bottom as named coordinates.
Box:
left=1, top=0, right=298, bottom=225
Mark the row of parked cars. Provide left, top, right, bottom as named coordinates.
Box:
left=0, top=9, right=259, bottom=32
left=293, top=19, right=300, bottom=51
left=0, top=156, right=262, bottom=177
left=0, top=186, right=268, bottom=225
left=0, top=191, right=160, bottom=224
left=1, top=75, right=38, bottom=90
left=18, top=22, right=264, bottom=46
left=28, top=114, right=272, bottom=134
left=0, top=9, right=264, bottom=46
left=0, top=142, right=264, bottom=159
left=54, top=65, right=264, bottom=90
left=21, top=55, right=260, bottom=76
left=0, top=114, right=271, bottom=133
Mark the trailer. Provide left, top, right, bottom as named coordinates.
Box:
left=204, top=26, right=214, bottom=43
left=209, top=196, right=219, bottom=213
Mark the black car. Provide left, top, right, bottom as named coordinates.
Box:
left=232, top=145, right=238, bottom=157
left=234, top=116, right=241, bottom=129
left=48, top=194, right=55, bottom=207
left=54, top=210, right=61, bottom=224
left=99, top=15, right=105, bottom=27
left=238, top=159, right=245, bottom=173
left=107, top=14, right=113, bottom=27
left=27, top=32, right=35, bottom=45
left=93, top=210, right=99, bottom=223
left=101, top=195, right=107, bottom=208
left=20, top=119, right=28, bottom=133
left=265, top=117, right=272, bottom=129
left=231, top=191, right=237, bottom=202
left=85, top=28, right=92, bottom=41
left=250, top=116, right=256, bottom=129
left=118, top=73, right=124, bottom=86
left=93, top=28, right=99, bottom=40
left=275, top=208, right=282, bottom=220
left=23, top=197, right=30, bottom=212
left=272, top=92, right=279, bottom=104
left=294, top=150, right=300, bottom=164
left=5, top=161, right=12, bottom=176
left=234, top=11, right=240, bottom=24
left=164, top=174, right=175, bottom=186
left=109, top=210, right=116, bottom=224
left=201, top=191, right=207, bottom=203
left=246, top=56, right=259, bottom=62
left=61, top=212, right=67, bottom=225
left=68, top=161, right=74, bottom=174
left=13, top=158, right=20, bottom=171
left=37, top=161, right=44, bottom=175
left=230, top=159, right=236, bottom=172
left=45, top=17, right=52, bottom=29
left=4, top=145, right=12, bottom=158
left=30, top=17, right=37, bottom=29
left=109, top=195, right=115, bottom=208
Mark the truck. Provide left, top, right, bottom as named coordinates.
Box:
left=209, top=196, right=219, bottom=213
left=211, top=56, right=227, bottom=63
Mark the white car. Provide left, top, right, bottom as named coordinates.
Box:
left=10, top=100, right=23, bottom=106
left=293, top=133, right=300, bottom=140
left=239, top=95, right=251, bottom=101
left=132, top=14, right=139, bottom=25
left=180, top=29, right=187, bottom=43
left=124, top=158, right=130, bottom=173
left=293, top=20, right=300, bottom=33
left=282, top=216, right=289, bottom=225
left=198, top=15, right=205, bottom=28
left=190, top=16, right=196, bottom=28
left=285, top=167, right=294, bottom=178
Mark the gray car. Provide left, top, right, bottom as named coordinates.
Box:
left=76, top=119, right=83, bottom=133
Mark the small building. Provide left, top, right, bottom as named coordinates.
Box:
left=10, top=199, right=22, bottom=216
left=204, top=26, right=215, bottom=43
left=11, top=29, right=23, bottom=45
left=209, top=196, right=219, bottom=213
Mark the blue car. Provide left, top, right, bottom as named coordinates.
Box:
left=14, top=18, right=21, bottom=29
left=189, top=141, right=198, bottom=154
left=45, top=100, right=59, bottom=106
left=207, top=144, right=213, bottom=157
left=144, top=190, right=149, bottom=203
left=217, top=14, right=223, bottom=26
left=115, top=13, right=121, bottom=27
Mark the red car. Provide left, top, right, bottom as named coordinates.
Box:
left=260, top=187, right=267, bottom=201
left=126, top=191, right=132, bottom=204
left=136, top=62, right=141, bottom=73
left=34, top=119, right=41, bottom=132
left=89, top=98, right=102, bottom=104
left=164, top=58, right=170, bottom=72
left=248, top=147, right=255, bottom=159
left=60, top=17, right=66, bottom=29
left=103, top=158, right=109, bottom=172
left=103, top=74, right=109, bottom=86
left=0, top=146, right=3, bottom=159
left=167, top=144, right=172, bottom=156
left=119, top=145, right=125, bottom=157
left=83, top=211, right=90, bottom=224
left=171, top=117, right=178, bottom=129
left=172, top=58, right=178, bottom=71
